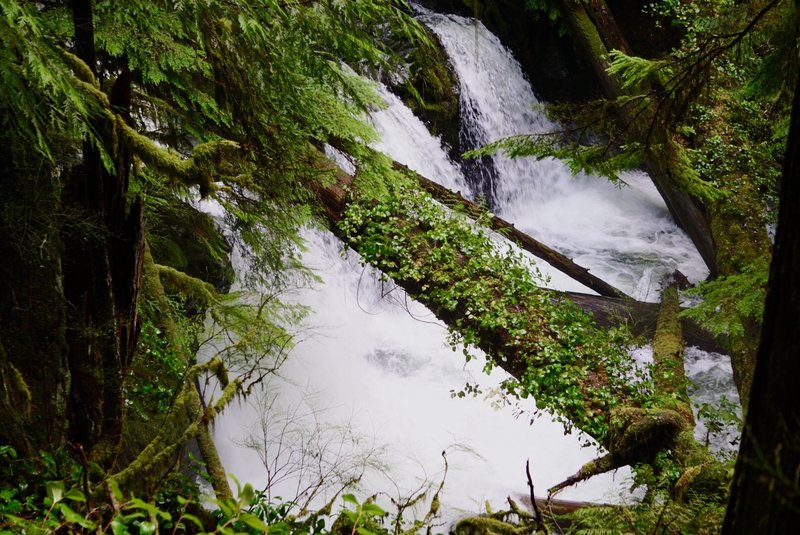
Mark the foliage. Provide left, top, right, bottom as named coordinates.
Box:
left=0, top=444, right=409, bottom=534
left=562, top=496, right=727, bottom=535
left=339, top=176, right=645, bottom=441
left=332, top=494, right=388, bottom=535
left=696, top=396, right=742, bottom=451
left=681, top=257, right=769, bottom=339
left=126, top=320, right=188, bottom=417
left=0, top=0, right=102, bottom=158
left=464, top=132, right=644, bottom=184
left=523, top=0, right=569, bottom=36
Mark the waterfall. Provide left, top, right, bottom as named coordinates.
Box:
left=213, top=6, right=737, bottom=526
left=419, top=10, right=709, bottom=302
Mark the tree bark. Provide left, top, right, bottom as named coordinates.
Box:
left=0, top=137, right=69, bottom=455
left=723, top=71, right=800, bottom=533
left=63, top=0, right=144, bottom=464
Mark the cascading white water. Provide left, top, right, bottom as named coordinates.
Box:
left=419, top=9, right=708, bottom=302
left=370, top=84, right=471, bottom=195
left=214, top=78, right=634, bottom=523
left=213, top=5, right=737, bottom=527
left=415, top=8, right=739, bottom=454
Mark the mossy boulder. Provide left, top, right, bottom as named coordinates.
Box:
left=384, top=23, right=462, bottom=155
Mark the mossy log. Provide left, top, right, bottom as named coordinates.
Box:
left=562, top=291, right=720, bottom=352
left=322, top=149, right=722, bottom=352
left=652, top=287, right=694, bottom=425
left=650, top=285, right=725, bottom=501
left=397, top=160, right=723, bottom=350
left=311, top=152, right=722, bottom=481
left=548, top=283, right=724, bottom=498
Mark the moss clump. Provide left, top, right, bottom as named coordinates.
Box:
left=607, top=407, right=686, bottom=465
left=453, top=515, right=531, bottom=535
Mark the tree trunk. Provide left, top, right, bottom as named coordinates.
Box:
left=0, top=138, right=69, bottom=455
left=62, top=0, right=144, bottom=464
left=723, top=71, right=800, bottom=533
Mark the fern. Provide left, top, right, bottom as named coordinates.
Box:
left=682, top=256, right=769, bottom=339
left=607, top=50, right=673, bottom=91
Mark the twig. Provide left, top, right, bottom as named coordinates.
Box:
left=526, top=459, right=544, bottom=533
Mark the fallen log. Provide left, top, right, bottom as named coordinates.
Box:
left=394, top=160, right=632, bottom=300
left=310, top=150, right=728, bottom=501
left=323, top=150, right=722, bottom=353
left=311, top=151, right=679, bottom=463
left=563, top=290, right=721, bottom=353
left=549, top=284, right=724, bottom=499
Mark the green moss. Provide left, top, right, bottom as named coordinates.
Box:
left=652, top=287, right=694, bottom=423
left=453, top=515, right=530, bottom=535
left=390, top=25, right=460, bottom=150
left=607, top=407, right=686, bottom=464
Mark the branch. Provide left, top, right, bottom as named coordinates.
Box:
left=526, top=460, right=545, bottom=532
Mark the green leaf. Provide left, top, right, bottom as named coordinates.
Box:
left=136, top=520, right=157, bottom=535
left=64, top=488, right=87, bottom=502
left=128, top=497, right=171, bottom=521
left=179, top=513, right=204, bottom=529
left=56, top=502, right=95, bottom=529
left=45, top=481, right=64, bottom=504
left=361, top=503, right=385, bottom=517
left=240, top=512, right=270, bottom=531
left=111, top=517, right=132, bottom=535
left=238, top=482, right=255, bottom=506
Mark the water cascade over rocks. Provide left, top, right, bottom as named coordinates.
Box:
left=212, top=6, right=737, bottom=525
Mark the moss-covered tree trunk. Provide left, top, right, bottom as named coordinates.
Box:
left=61, top=0, right=144, bottom=465
left=723, top=71, right=800, bottom=533
left=0, top=135, right=70, bottom=456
